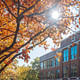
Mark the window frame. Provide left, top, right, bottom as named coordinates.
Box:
left=63, top=48, right=69, bottom=62
left=56, top=69, right=60, bottom=79
left=63, top=65, right=68, bottom=78
left=40, top=62, right=44, bottom=70
left=71, top=63, right=77, bottom=77
left=51, top=58, right=55, bottom=68
left=71, top=45, right=77, bottom=60
left=55, top=57, right=60, bottom=67
left=44, top=60, right=47, bottom=69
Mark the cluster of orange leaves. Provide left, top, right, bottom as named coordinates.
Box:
left=0, top=0, right=80, bottom=70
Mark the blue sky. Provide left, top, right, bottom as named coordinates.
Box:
left=17, top=31, right=79, bottom=66
left=18, top=38, right=55, bottom=66
left=17, top=4, right=80, bottom=66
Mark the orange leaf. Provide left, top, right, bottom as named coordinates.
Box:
left=51, top=48, right=56, bottom=51
left=72, top=43, right=75, bottom=46
left=4, top=60, right=7, bottom=64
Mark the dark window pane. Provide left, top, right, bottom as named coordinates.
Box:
left=71, top=63, right=77, bottom=77
left=56, top=69, right=60, bottom=79
left=40, top=72, right=44, bottom=79
left=47, top=71, right=50, bottom=79
left=63, top=65, right=68, bottom=78
left=47, top=60, right=49, bottom=69
left=79, top=43, right=80, bottom=58
left=51, top=71, right=55, bottom=79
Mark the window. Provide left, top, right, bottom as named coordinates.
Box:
left=47, top=71, right=50, bottom=79
left=49, top=71, right=52, bottom=79
left=79, top=43, right=80, bottom=58
left=63, top=49, right=69, bottom=62
left=71, top=45, right=77, bottom=60
left=51, top=58, right=55, bottom=67
left=51, top=71, right=55, bottom=79
left=63, top=65, right=68, bottom=78
left=47, top=60, right=50, bottom=69
left=56, top=57, right=60, bottom=66
left=40, top=72, right=44, bottom=80
left=40, top=62, right=43, bottom=69
left=44, top=61, right=47, bottom=69
left=49, top=59, right=52, bottom=67
left=56, top=69, right=60, bottom=79
left=71, top=63, right=77, bottom=77
left=43, top=72, right=46, bottom=79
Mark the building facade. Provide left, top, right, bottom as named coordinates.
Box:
left=40, top=32, right=80, bottom=80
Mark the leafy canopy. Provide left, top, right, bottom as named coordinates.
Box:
left=0, top=0, right=80, bottom=72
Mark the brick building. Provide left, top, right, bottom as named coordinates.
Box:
left=40, top=32, right=80, bottom=80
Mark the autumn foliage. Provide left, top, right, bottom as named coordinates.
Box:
left=0, top=0, right=80, bottom=72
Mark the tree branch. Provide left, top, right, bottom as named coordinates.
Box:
left=2, top=0, right=17, bottom=18
left=0, top=34, right=15, bottom=40
left=0, top=36, right=48, bottom=73
left=0, top=52, right=21, bottom=73
left=19, top=0, right=40, bottom=19
left=0, top=28, right=15, bottom=33
left=62, top=15, right=79, bottom=18
left=0, top=0, right=20, bottom=54
left=20, top=3, right=58, bottom=20
left=62, top=2, right=78, bottom=7
left=28, top=36, right=48, bottom=49
left=0, top=0, right=59, bottom=54
left=20, top=4, right=28, bottom=9
left=0, top=23, right=51, bottom=64
left=0, top=55, right=7, bottom=59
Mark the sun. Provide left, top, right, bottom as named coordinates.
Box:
left=51, top=11, right=60, bottom=19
